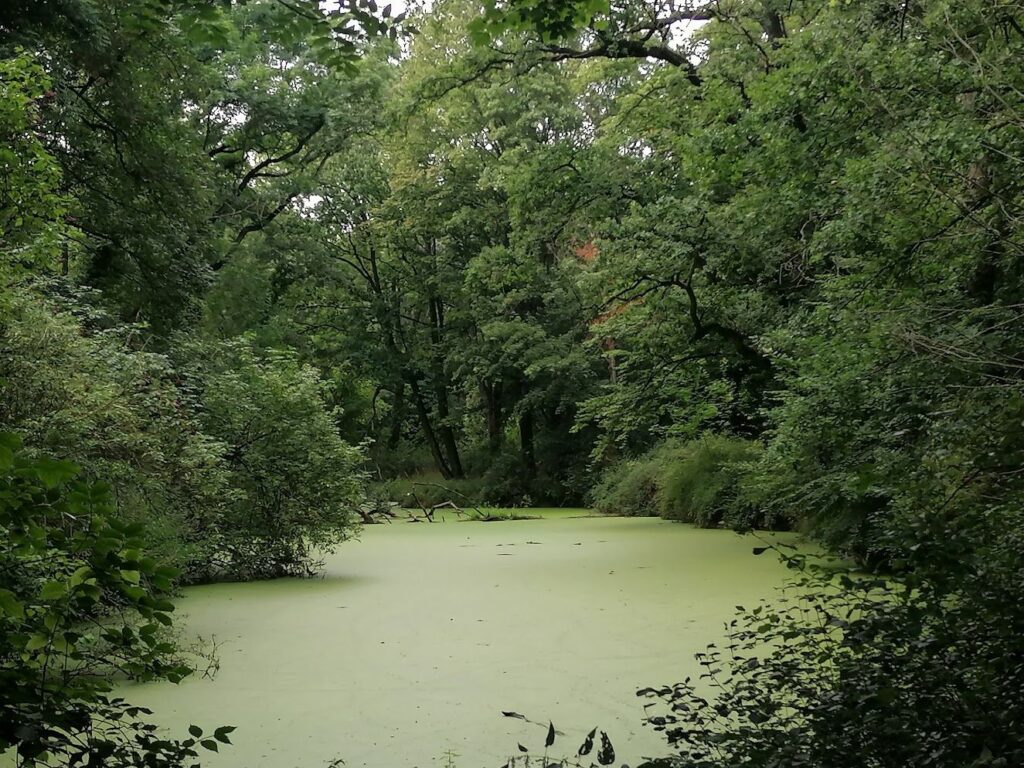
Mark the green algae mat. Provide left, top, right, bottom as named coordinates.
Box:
left=121, top=513, right=794, bottom=767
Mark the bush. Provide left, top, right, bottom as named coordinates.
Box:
left=0, top=434, right=224, bottom=767
left=656, top=435, right=764, bottom=528
left=589, top=437, right=772, bottom=528
left=189, top=339, right=365, bottom=578
left=478, top=448, right=578, bottom=507
left=640, top=503, right=1024, bottom=768
left=0, top=287, right=232, bottom=574
left=588, top=449, right=668, bottom=516
left=0, top=289, right=366, bottom=582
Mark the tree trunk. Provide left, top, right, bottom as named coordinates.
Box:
left=427, top=293, right=464, bottom=478
left=482, top=380, right=503, bottom=454
left=386, top=383, right=405, bottom=450
left=436, top=392, right=465, bottom=478
left=519, top=407, right=536, bottom=478
left=409, top=378, right=453, bottom=479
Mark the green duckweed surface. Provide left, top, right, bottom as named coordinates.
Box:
left=122, top=512, right=794, bottom=767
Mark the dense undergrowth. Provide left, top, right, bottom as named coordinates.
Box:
left=0, top=287, right=364, bottom=583
left=0, top=436, right=226, bottom=766
left=588, top=437, right=772, bottom=529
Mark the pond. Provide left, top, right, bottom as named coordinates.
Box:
left=121, top=511, right=794, bottom=768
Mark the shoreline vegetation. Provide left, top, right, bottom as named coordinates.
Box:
left=3, top=0, right=1024, bottom=766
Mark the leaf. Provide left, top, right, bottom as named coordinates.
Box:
left=32, top=457, right=79, bottom=489
left=214, top=726, right=236, bottom=744
left=40, top=581, right=67, bottom=600
left=201, top=739, right=218, bottom=752
left=70, top=566, right=93, bottom=587
left=545, top=721, right=555, bottom=748
left=0, top=588, right=24, bottom=619
left=25, top=633, right=49, bottom=651
left=597, top=731, right=615, bottom=765
left=577, top=727, right=596, bottom=756
left=517, top=743, right=528, bottom=753
left=752, top=546, right=769, bottom=556
left=188, top=725, right=203, bottom=738
left=501, top=711, right=526, bottom=720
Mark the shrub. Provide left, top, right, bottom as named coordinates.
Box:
left=0, top=433, right=225, bottom=767
left=656, top=435, right=764, bottom=528
left=639, top=503, right=1024, bottom=768
left=589, top=451, right=665, bottom=516
left=189, top=339, right=365, bottom=578
left=479, top=448, right=577, bottom=507
left=589, top=437, right=771, bottom=528
left=1, top=290, right=367, bottom=582
left=0, top=287, right=232, bottom=575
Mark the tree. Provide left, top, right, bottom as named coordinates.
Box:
left=0, top=53, right=66, bottom=281
left=1, top=0, right=398, bottom=333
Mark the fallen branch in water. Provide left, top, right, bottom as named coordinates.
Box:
left=408, top=481, right=488, bottom=520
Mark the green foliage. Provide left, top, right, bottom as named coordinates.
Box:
left=657, top=436, right=764, bottom=528
left=641, top=511, right=1024, bottom=767
left=0, top=287, right=232, bottom=573
left=0, top=433, right=223, bottom=767
left=590, top=437, right=767, bottom=527
left=4, top=0, right=1024, bottom=762
left=469, top=0, right=609, bottom=43
left=0, top=0, right=398, bottom=333
left=188, top=339, right=365, bottom=578
left=0, top=289, right=366, bottom=582
left=0, top=53, right=66, bottom=280
left=248, top=13, right=613, bottom=495
left=588, top=446, right=675, bottom=517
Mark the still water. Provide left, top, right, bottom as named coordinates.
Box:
left=122, top=511, right=793, bottom=767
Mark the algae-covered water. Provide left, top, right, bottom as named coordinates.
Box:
left=122, top=512, right=793, bottom=767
